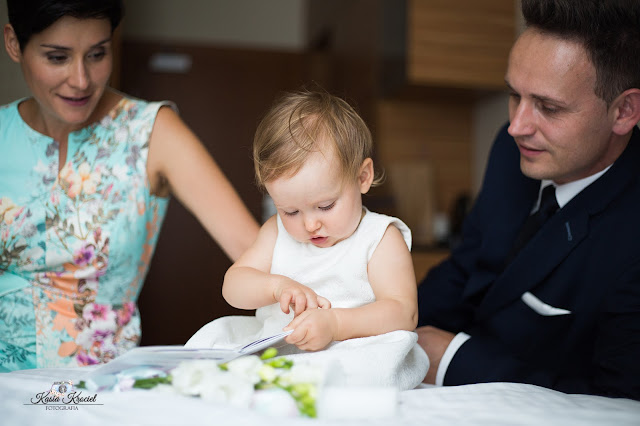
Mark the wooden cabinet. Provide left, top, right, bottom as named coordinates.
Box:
left=405, top=0, right=515, bottom=89
left=308, top=0, right=513, bottom=272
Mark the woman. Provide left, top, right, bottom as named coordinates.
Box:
left=0, top=0, right=259, bottom=370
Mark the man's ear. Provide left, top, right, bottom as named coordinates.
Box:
left=611, top=88, right=640, bottom=135
left=358, top=158, right=374, bottom=194
left=4, top=24, right=22, bottom=63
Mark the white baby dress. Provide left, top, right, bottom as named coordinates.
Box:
left=186, top=208, right=429, bottom=390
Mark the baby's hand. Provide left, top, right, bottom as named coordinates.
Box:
left=283, top=309, right=337, bottom=351
left=274, top=278, right=331, bottom=316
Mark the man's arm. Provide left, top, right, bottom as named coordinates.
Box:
left=424, top=259, right=640, bottom=400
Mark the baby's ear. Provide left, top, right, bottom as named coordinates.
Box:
left=358, top=158, right=374, bottom=194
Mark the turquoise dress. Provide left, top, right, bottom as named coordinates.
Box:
left=0, top=96, right=171, bottom=370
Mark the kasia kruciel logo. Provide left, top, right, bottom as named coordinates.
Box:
left=26, top=380, right=102, bottom=410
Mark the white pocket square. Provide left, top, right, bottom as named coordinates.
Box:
left=521, top=292, right=571, bottom=316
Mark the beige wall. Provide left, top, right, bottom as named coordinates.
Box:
left=0, top=0, right=519, bottom=192
left=0, top=4, right=30, bottom=105
left=122, top=0, right=308, bottom=50
left=470, top=0, right=524, bottom=193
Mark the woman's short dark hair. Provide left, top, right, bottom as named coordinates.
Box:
left=522, top=0, right=640, bottom=104
left=7, top=0, right=124, bottom=50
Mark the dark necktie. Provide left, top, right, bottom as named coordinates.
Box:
left=507, top=184, right=559, bottom=261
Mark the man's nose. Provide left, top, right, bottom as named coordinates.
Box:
left=508, top=100, right=535, bottom=137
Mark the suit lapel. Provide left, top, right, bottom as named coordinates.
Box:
left=474, top=127, right=640, bottom=320
left=475, top=210, right=588, bottom=320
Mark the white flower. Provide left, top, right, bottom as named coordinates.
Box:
left=199, top=371, right=254, bottom=408
left=171, top=360, right=221, bottom=396
left=225, top=355, right=263, bottom=385
left=258, top=364, right=277, bottom=383
left=171, top=360, right=255, bottom=408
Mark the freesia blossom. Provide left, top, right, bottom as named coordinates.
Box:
left=199, top=370, right=255, bottom=407
left=226, top=355, right=263, bottom=385
left=171, top=360, right=221, bottom=396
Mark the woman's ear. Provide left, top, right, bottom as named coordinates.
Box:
left=4, top=24, right=22, bottom=63
left=358, top=158, right=374, bottom=194
left=611, top=88, right=640, bottom=136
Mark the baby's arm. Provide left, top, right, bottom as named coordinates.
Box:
left=285, top=224, right=417, bottom=350
left=222, top=216, right=330, bottom=316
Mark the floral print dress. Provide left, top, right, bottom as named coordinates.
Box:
left=0, top=96, right=171, bottom=371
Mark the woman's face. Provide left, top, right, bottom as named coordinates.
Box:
left=7, top=16, right=113, bottom=131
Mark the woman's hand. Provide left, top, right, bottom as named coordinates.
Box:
left=274, top=278, right=331, bottom=316
left=284, top=308, right=337, bottom=351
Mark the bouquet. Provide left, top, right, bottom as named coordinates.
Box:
left=79, top=348, right=322, bottom=418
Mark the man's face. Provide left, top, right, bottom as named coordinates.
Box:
left=505, top=28, right=619, bottom=184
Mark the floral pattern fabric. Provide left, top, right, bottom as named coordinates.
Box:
left=0, top=96, right=170, bottom=370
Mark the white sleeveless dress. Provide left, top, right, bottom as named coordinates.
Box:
left=186, top=208, right=429, bottom=390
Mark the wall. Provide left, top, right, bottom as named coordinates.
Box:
left=471, top=0, right=525, bottom=193
left=122, top=0, right=307, bottom=51
left=0, top=3, right=29, bottom=105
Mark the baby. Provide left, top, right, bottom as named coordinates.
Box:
left=186, top=89, right=429, bottom=389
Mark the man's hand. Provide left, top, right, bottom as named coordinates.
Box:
left=416, top=325, right=455, bottom=384
left=283, top=308, right=337, bottom=351
left=274, top=277, right=331, bottom=316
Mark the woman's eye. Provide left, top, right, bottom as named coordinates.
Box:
left=88, top=49, right=106, bottom=61
left=47, top=54, right=67, bottom=64
left=319, top=202, right=335, bottom=211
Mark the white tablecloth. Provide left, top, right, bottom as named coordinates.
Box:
left=2, top=367, right=639, bottom=425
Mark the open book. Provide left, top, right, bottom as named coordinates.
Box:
left=81, top=330, right=293, bottom=381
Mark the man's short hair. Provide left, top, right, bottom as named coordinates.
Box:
left=522, top=0, right=640, bottom=104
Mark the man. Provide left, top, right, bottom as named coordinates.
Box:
left=417, top=0, right=640, bottom=400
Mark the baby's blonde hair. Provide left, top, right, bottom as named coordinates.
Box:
left=253, top=89, right=383, bottom=190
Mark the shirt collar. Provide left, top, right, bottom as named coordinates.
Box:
left=538, top=165, right=612, bottom=209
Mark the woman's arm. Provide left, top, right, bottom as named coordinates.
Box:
left=223, top=216, right=330, bottom=314
left=285, top=224, right=418, bottom=350
left=147, top=106, right=259, bottom=261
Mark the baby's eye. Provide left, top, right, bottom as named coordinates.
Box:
left=319, top=202, right=335, bottom=211
left=283, top=210, right=298, bottom=216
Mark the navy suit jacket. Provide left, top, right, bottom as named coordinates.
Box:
left=418, top=123, right=640, bottom=400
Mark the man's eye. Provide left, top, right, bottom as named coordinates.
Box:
left=541, top=104, right=559, bottom=114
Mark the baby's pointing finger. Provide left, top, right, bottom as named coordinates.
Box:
left=317, top=296, right=331, bottom=309
left=285, top=325, right=307, bottom=345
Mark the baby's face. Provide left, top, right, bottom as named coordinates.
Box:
left=265, top=148, right=366, bottom=248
